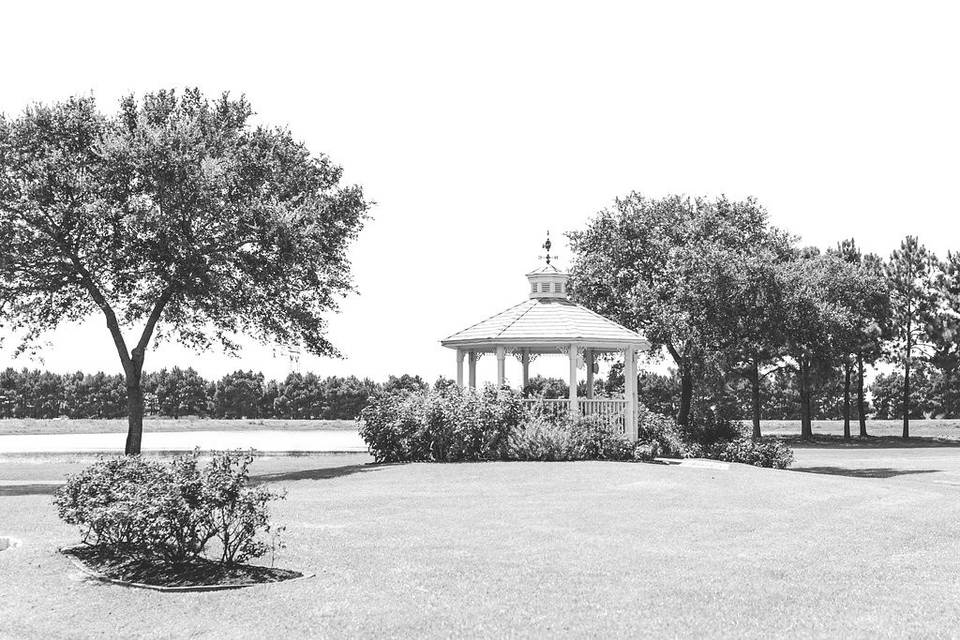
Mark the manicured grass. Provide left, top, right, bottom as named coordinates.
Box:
left=0, top=417, right=358, bottom=436
left=760, top=418, right=960, bottom=440
left=2, top=453, right=960, bottom=638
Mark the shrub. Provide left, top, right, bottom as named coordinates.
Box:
left=632, top=441, right=660, bottom=462
left=508, top=415, right=576, bottom=461
left=682, top=408, right=743, bottom=447
left=635, top=405, right=685, bottom=458
left=359, top=385, right=525, bottom=462
left=54, top=450, right=283, bottom=565
left=202, top=451, right=285, bottom=564
left=705, top=437, right=795, bottom=469
left=508, top=413, right=633, bottom=461
left=568, top=414, right=634, bottom=461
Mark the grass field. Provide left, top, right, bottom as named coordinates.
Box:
left=0, top=417, right=357, bottom=436
left=3, top=450, right=960, bottom=638
left=760, top=418, right=960, bottom=441
left=5, top=417, right=960, bottom=441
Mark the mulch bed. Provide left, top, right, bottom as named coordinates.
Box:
left=63, top=545, right=304, bottom=590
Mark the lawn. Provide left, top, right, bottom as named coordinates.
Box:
left=760, top=418, right=960, bottom=440
left=2, top=451, right=960, bottom=638
left=0, top=417, right=357, bottom=436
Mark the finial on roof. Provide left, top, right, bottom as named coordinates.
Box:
left=538, top=231, right=558, bottom=265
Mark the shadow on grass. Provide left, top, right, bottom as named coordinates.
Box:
left=250, top=462, right=395, bottom=484
left=792, top=466, right=941, bottom=479
left=778, top=435, right=960, bottom=449
left=0, top=483, right=61, bottom=496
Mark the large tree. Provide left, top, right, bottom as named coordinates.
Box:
left=829, top=239, right=889, bottom=439
left=711, top=243, right=794, bottom=439
left=567, top=193, right=784, bottom=428
left=884, top=236, right=936, bottom=438
left=926, top=252, right=960, bottom=417
left=0, top=90, right=369, bottom=453
left=778, top=250, right=870, bottom=439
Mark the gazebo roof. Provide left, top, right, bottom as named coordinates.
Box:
left=441, top=233, right=648, bottom=354
left=440, top=297, right=648, bottom=353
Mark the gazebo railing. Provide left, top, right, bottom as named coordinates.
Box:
left=521, top=398, right=627, bottom=435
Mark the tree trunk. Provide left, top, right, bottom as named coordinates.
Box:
left=842, top=359, right=852, bottom=440
left=857, top=353, right=868, bottom=438
left=125, top=369, right=145, bottom=455
left=750, top=360, right=761, bottom=439
left=903, top=331, right=911, bottom=439
left=799, top=360, right=812, bottom=440
left=677, top=364, right=693, bottom=428
left=943, top=370, right=953, bottom=419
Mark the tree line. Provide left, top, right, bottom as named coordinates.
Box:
left=568, top=194, right=960, bottom=439
left=0, top=368, right=430, bottom=421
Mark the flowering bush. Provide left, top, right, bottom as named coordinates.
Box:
left=54, top=450, right=284, bottom=565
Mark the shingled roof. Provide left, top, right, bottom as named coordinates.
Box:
left=441, top=296, right=647, bottom=352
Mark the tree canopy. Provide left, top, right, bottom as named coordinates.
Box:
left=0, top=90, right=370, bottom=452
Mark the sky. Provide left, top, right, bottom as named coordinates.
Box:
left=1, top=1, right=958, bottom=385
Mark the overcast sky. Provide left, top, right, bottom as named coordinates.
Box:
left=1, top=1, right=958, bottom=385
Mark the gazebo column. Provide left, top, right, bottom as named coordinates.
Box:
left=496, top=346, right=506, bottom=386
left=568, top=342, right=579, bottom=415
left=456, top=349, right=465, bottom=387
left=624, top=345, right=637, bottom=440
left=521, top=350, right=530, bottom=389
left=585, top=349, right=595, bottom=399
left=468, top=351, right=477, bottom=389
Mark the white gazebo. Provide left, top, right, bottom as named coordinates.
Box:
left=440, top=240, right=649, bottom=440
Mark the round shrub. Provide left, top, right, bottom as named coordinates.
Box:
left=54, top=450, right=284, bottom=565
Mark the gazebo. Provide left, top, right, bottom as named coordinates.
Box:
left=440, top=237, right=649, bottom=440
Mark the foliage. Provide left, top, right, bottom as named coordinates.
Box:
left=0, top=90, right=369, bottom=453
left=869, top=367, right=940, bottom=419
left=508, top=413, right=633, bottom=461
left=359, top=387, right=634, bottom=463
left=885, top=236, right=938, bottom=436
left=358, top=384, right=525, bottom=463
left=144, top=367, right=209, bottom=418
left=507, top=415, right=576, bottom=461
left=382, top=374, right=429, bottom=394
left=0, top=367, right=383, bottom=420
left=213, top=371, right=266, bottom=419
left=54, top=450, right=283, bottom=565
left=635, top=405, right=685, bottom=458
left=704, top=438, right=795, bottom=469
left=568, top=193, right=789, bottom=427
left=522, top=375, right=569, bottom=399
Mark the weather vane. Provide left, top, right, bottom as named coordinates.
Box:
left=538, top=231, right=558, bottom=265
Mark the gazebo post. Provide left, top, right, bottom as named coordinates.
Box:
left=624, top=345, right=637, bottom=440
left=496, top=346, right=506, bottom=386
left=456, top=349, right=465, bottom=387
left=585, top=349, right=595, bottom=399
left=521, top=350, right=530, bottom=389
left=468, top=350, right=477, bottom=389
left=568, top=342, right=579, bottom=415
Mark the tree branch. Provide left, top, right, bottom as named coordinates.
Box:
left=131, top=286, right=175, bottom=365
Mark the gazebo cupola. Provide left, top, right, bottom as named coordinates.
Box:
left=526, top=264, right=569, bottom=299
left=526, top=233, right=569, bottom=299
left=440, top=233, right=650, bottom=440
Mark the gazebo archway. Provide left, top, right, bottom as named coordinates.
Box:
left=440, top=239, right=649, bottom=439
